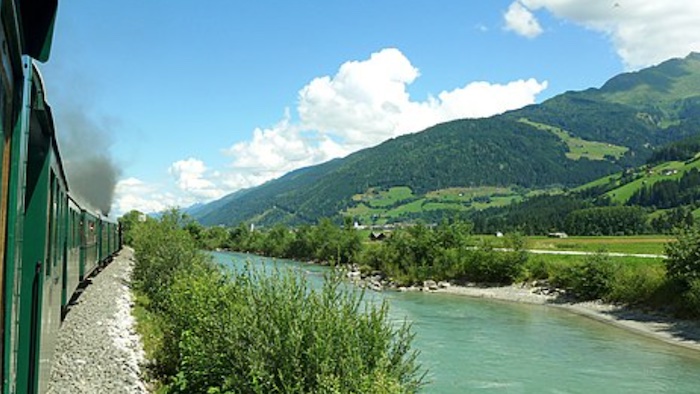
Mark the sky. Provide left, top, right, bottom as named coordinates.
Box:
left=40, top=1, right=700, bottom=218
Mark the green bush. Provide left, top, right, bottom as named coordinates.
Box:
left=564, top=252, right=617, bottom=301
left=458, top=239, right=526, bottom=284
left=161, top=265, right=424, bottom=394
left=607, top=262, right=666, bottom=305
left=131, top=210, right=211, bottom=312
left=524, top=258, right=550, bottom=281
left=665, top=226, right=700, bottom=288
left=683, top=278, right=700, bottom=318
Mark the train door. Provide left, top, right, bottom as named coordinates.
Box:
left=0, top=13, right=15, bottom=389
left=3, top=56, right=34, bottom=394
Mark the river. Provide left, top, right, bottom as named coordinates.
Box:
left=212, top=251, right=700, bottom=393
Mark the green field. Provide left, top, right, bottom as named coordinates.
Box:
left=605, top=159, right=700, bottom=204
left=526, top=252, right=665, bottom=268
left=519, top=118, right=628, bottom=161
left=351, top=186, right=415, bottom=208
left=345, top=185, right=555, bottom=224
left=471, top=235, right=672, bottom=255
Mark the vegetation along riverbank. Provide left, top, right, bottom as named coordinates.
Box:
left=137, top=210, right=700, bottom=351
left=126, top=210, right=425, bottom=393
left=118, top=208, right=700, bottom=392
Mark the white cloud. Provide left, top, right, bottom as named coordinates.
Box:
left=514, top=0, right=700, bottom=68
left=169, top=158, right=225, bottom=200
left=112, top=177, right=191, bottom=217
left=298, top=48, right=420, bottom=149
left=220, top=48, right=546, bottom=191
left=117, top=48, right=548, bottom=214
left=222, top=111, right=348, bottom=191
left=504, top=1, right=544, bottom=38
left=297, top=48, right=547, bottom=150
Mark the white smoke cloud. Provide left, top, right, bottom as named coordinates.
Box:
left=506, top=0, right=700, bottom=69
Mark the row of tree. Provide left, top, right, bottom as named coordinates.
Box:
left=468, top=194, right=695, bottom=236
left=184, top=215, right=528, bottom=286
left=162, top=210, right=700, bottom=317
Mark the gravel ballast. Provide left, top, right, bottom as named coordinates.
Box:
left=47, top=247, right=148, bottom=394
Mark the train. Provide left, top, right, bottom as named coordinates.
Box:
left=1, top=2, right=122, bottom=394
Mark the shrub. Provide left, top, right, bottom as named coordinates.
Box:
left=665, top=226, right=700, bottom=288
left=130, top=210, right=211, bottom=312
left=568, top=253, right=616, bottom=300
left=461, top=242, right=526, bottom=284
left=683, top=278, right=700, bottom=318
left=607, top=262, right=666, bottom=305
left=524, top=258, right=550, bottom=281
left=161, top=265, right=424, bottom=393
left=130, top=212, right=424, bottom=393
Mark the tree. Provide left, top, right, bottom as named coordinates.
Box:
left=665, top=226, right=700, bottom=287
left=118, top=209, right=144, bottom=245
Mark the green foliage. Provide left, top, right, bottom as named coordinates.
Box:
left=666, top=226, right=700, bottom=317
left=569, top=252, right=617, bottom=301
left=683, top=278, right=700, bottom=318
left=131, top=210, right=424, bottom=393
left=648, top=133, right=700, bottom=164
left=665, top=226, right=700, bottom=287
left=607, top=263, right=667, bottom=306
left=650, top=207, right=694, bottom=234
left=157, top=265, right=423, bottom=394
left=458, top=237, right=527, bottom=284
left=470, top=194, right=591, bottom=235
left=118, top=209, right=144, bottom=245
left=564, top=206, right=649, bottom=236
left=130, top=209, right=211, bottom=312
left=225, top=218, right=363, bottom=266
left=627, top=168, right=700, bottom=209
left=184, top=268, right=421, bottom=393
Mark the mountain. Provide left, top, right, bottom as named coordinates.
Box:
left=196, top=53, right=700, bottom=227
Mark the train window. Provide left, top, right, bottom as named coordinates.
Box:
left=46, top=174, right=55, bottom=276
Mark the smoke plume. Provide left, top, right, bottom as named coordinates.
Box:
left=54, top=107, right=121, bottom=215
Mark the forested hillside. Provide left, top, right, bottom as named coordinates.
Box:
left=196, top=52, right=700, bottom=227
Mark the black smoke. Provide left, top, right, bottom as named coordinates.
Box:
left=54, top=107, right=121, bottom=215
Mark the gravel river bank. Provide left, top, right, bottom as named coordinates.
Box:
left=47, top=247, right=147, bottom=394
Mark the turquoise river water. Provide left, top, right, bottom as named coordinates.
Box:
left=212, top=251, right=700, bottom=393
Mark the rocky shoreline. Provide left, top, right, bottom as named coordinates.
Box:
left=345, top=265, right=700, bottom=352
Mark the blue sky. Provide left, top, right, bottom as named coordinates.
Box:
left=41, top=1, right=700, bottom=217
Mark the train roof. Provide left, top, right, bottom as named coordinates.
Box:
left=17, top=0, right=58, bottom=62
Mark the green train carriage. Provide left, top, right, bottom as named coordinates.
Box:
left=10, top=59, right=67, bottom=394
left=0, top=2, right=122, bottom=393
left=61, top=197, right=81, bottom=310
left=97, top=215, right=117, bottom=265
left=79, top=210, right=99, bottom=282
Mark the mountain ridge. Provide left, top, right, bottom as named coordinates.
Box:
left=195, top=53, right=700, bottom=227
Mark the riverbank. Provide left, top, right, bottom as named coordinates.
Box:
left=430, top=283, right=700, bottom=352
